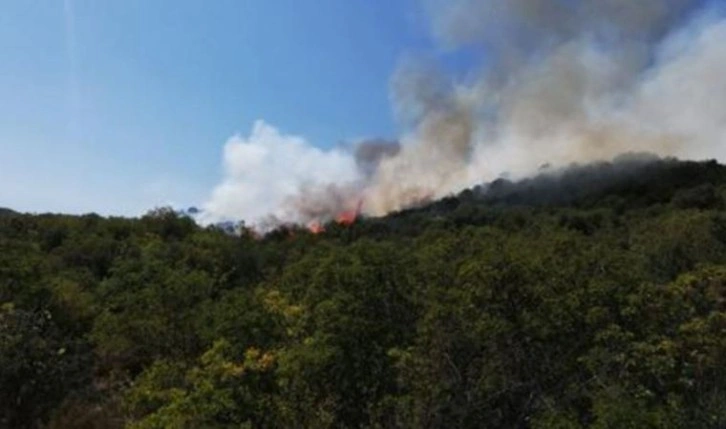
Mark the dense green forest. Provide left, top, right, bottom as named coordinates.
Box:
left=5, top=156, right=726, bottom=428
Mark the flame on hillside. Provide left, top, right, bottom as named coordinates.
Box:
left=336, top=200, right=363, bottom=226
left=308, top=221, right=325, bottom=234
left=307, top=199, right=363, bottom=234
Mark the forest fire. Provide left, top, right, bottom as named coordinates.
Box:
left=308, top=200, right=362, bottom=234
left=336, top=200, right=363, bottom=226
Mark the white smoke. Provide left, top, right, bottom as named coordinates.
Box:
left=466, top=10, right=726, bottom=181
left=633, top=14, right=726, bottom=160
left=200, top=120, right=360, bottom=225
left=201, top=0, right=726, bottom=225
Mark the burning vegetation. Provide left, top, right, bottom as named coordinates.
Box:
left=306, top=199, right=363, bottom=234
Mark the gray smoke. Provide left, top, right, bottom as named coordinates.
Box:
left=354, top=139, right=401, bottom=177
left=360, top=0, right=726, bottom=216
left=284, top=182, right=362, bottom=225
left=277, top=139, right=400, bottom=225
left=427, top=0, right=694, bottom=49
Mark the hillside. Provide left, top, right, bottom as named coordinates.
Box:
left=4, top=157, right=726, bottom=428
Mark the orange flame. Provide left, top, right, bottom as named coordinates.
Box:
left=336, top=211, right=356, bottom=226
left=306, top=199, right=363, bottom=234
left=308, top=221, right=325, bottom=235
left=336, top=199, right=363, bottom=226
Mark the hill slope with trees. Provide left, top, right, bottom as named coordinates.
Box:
left=4, top=156, right=726, bottom=428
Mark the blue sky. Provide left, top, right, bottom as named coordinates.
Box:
left=0, top=0, right=443, bottom=215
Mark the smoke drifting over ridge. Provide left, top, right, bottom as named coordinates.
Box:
left=201, top=0, right=726, bottom=226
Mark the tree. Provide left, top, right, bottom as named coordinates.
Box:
left=0, top=304, right=92, bottom=429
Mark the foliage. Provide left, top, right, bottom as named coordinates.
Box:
left=3, top=159, right=726, bottom=427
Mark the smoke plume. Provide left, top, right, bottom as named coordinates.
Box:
left=199, top=121, right=361, bottom=225
left=202, top=0, right=726, bottom=226
left=354, top=139, right=401, bottom=178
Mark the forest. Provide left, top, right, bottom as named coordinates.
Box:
left=4, top=155, right=726, bottom=428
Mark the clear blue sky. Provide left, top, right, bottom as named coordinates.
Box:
left=0, top=0, right=448, bottom=215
